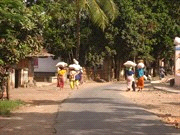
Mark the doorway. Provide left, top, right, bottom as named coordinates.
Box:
left=15, top=69, right=20, bottom=88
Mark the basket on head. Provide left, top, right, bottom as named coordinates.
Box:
left=123, top=61, right=136, bottom=67
left=137, top=62, right=144, bottom=68
left=69, top=64, right=81, bottom=70
left=56, top=62, right=68, bottom=67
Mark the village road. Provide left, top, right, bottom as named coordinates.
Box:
left=54, top=83, right=180, bottom=135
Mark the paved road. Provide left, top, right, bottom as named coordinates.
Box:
left=54, top=83, right=179, bottom=135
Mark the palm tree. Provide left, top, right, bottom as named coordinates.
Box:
left=75, top=0, right=118, bottom=60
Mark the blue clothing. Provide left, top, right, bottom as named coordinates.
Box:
left=137, top=68, right=144, bottom=78
left=126, top=70, right=134, bottom=76
left=75, top=71, right=82, bottom=80
left=75, top=74, right=81, bottom=80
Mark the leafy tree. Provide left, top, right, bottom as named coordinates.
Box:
left=75, top=0, right=118, bottom=60
left=0, top=0, right=42, bottom=66
left=0, top=0, right=48, bottom=99
left=79, top=16, right=117, bottom=67
left=110, top=0, right=180, bottom=78
left=114, top=0, right=155, bottom=62
left=26, top=0, right=77, bottom=62
left=145, top=0, right=180, bottom=74
left=42, top=1, right=76, bottom=62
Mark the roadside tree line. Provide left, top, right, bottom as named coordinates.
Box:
left=0, top=0, right=179, bottom=80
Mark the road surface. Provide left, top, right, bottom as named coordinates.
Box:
left=54, top=82, right=179, bottom=135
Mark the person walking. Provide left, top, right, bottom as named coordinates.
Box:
left=57, top=66, right=67, bottom=90
left=69, top=68, right=79, bottom=89
left=125, top=67, right=135, bottom=91
left=136, top=63, right=145, bottom=92
left=159, top=66, right=165, bottom=80
left=75, top=70, right=81, bottom=88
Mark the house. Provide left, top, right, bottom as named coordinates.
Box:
left=34, top=56, right=61, bottom=82
left=9, top=49, right=55, bottom=88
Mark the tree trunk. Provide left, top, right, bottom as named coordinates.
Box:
left=6, top=73, right=10, bottom=100
left=152, top=60, right=159, bottom=77
left=114, top=56, right=120, bottom=81
left=76, top=0, right=80, bottom=60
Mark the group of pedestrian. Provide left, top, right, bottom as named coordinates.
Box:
left=69, top=66, right=83, bottom=89
left=125, top=62, right=145, bottom=92
left=56, top=60, right=83, bottom=90
left=57, top=59, right=165, bottom=92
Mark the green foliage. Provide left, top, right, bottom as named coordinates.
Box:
left=80, top=0, right=119, bottom=30
left=0, top=100, right=24, bottom=116
left=112, top=0, right=180, bottom=65
left=114, top=0, right=154, bottom=61
left=149, top=0, right=178, bottom=61
left=0, top=0, right=44, bottom=66
left=42, top=1, right=76, bottom=60
left=0, top=0, right=179, bottom=70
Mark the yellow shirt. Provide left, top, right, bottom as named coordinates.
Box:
left=58, top=69, right=66, bottom=76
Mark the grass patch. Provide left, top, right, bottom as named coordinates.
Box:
left=0, top=100, right=25, bottom=116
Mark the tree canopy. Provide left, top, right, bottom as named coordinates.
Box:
left=0, top=0, right=45, bottom=66
left=0, top=0, right=179, bottom=76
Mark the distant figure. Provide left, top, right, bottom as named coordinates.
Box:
left=136, top=63, right=145, bottom=92
left=159, top=66, right=165, bottom=80
left=57, top=67, right=66, bottom=90
left=125, top=67, right=135, bottom=91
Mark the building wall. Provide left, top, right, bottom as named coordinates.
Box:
left=10, top=58, right=30, bottom=88
left=34, top=57, right=61, bottom=73
left=10, top=59, right=30, bottom=88
left=34, top=57, right=61, bottom=82
left=34, top=72, right=56, bottom=82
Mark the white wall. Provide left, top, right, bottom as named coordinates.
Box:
left=34, top=57, right=61, bottom=72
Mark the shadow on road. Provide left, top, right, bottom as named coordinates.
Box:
left=55, top=96, right=179, bottom=135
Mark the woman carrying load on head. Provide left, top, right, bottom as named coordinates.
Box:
left=69, top=61, right=81, bottom=89
left=69, top=68, right=79, bottom=89
left=125, top=67, right=135, bottom=91
left=136, top=62, right=145, bottom=92
left=76, top=67, right=83, bottom=85
left=57, top=66, right=67, bottom=90
left=123, top=61, right=136, bottom=91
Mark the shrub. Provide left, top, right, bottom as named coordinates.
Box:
left=0, top=100, right=25, bottom=116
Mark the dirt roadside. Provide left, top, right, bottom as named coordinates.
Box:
left=120, top=82, right=180, bottom=129
left=0, top=81, right=179, bottom=135
left=0, top=82, right=104, bottom=135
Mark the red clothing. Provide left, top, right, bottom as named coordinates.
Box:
left=137, top=76, right=144, bottom=89
left=57, top=75, right=64, bottom=88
